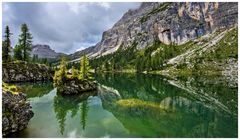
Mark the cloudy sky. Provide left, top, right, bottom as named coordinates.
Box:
left=2, top=2, right=140, bottom=54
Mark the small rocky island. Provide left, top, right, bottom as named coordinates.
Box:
left=57, top=78, right=97, bottom=95
left=53, top=55, right=97, bottom=95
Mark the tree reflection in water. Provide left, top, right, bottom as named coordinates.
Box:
left=96, top=73, right=237, bottom=137
left=17, top=82, right=54, bottom=98
left=80, top=100, right=89, bottom=130
left=53, top=91, right=96, bottom=135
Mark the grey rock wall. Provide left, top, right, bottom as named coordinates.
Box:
left=3, top=61, right=53, bottom=83
left=87, top=2, right=237, bottom=58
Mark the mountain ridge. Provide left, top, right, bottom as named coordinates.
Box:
left=68, top=2, right=237, bottom=62
left=31, top=44, right=66, bottom=59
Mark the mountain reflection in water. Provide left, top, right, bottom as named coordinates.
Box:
left=6, top=73, right=237, bottom=138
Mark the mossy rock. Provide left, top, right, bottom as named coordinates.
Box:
left=2, top=89, right=34, bottom=136
left=2, top=61, right=53, bottom=83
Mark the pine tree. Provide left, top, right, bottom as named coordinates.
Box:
left=13, top=45, right=23, bottom=60
left=135, top=57, right=142, bottom=72
left=42, top=58, right=48, bottom=64
left=33, top=54, right=39, bottom=63
left=18, top=23, right=33, bottom=61
left=32, top=54, right=38, bottom=63
left=79, top=55, right=92, bottom=80
left=32, top=54, right=36, bottom=62
left=111, top=59, right=116, bottom=71
left=105, top=61, right=110, bottom=71
left=36, top=54, right=39, bottom=62
left=146, top=57, right=151, bottom=71
left=2, top=26, right=12, bottom=62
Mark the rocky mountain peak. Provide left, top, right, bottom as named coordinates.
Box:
left=32, top=44, right=51, bottom=50
left=69, top=2, right=237, bottom=61
left=31, top=44, right=64, bottom=59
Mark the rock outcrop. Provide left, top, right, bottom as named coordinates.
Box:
left=31, top=44, right=66, bottom=59
left=2, top=89, right=34, bottom=136
left=162, top=26, right=238, bottom=84
left=68, top=46, right=95, bottom=62
left=57, top=78, right=97, bottom=95
left=2, top=61, right=53, bottom=83
left=68, top=2, right=237, bottom=60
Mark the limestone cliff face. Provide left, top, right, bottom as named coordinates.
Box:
left=85, top=2, right=237, bottom=58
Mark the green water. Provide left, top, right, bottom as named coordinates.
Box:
left=7, top=73, right=237, bottom=138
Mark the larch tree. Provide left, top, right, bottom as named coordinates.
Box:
left=53, top=57, right=67, bottom=87
left=71, top=66, right=78, bottom=78
left=79, top=55, right=92, bottom=80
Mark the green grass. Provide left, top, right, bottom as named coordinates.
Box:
left=115, top=98, right=173, bottom=113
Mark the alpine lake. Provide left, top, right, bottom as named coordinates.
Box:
left=7, top=73, right=238, bottom=138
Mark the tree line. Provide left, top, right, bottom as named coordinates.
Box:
left=2, top=24, right=32, bottom=62
left=2, top=24, right=51, bottom=65
left=88, top=39, right=182, bottom=73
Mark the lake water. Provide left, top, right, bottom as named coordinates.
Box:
left=7, top=73, right=238, bottom=138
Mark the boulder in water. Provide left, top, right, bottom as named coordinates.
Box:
left=2, top=88, right=34, bottom=136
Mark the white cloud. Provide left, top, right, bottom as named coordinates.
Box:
left=68, top=129, right=78, bottom=137
left=67, top=3, right=90, bottom=14
left=3, top=3, right=10, bottom=12
left=2, top=2, right=141, bottom=54
left=98, top=2, right=111, bottom=10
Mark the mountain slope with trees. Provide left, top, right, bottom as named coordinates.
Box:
left=68, top=2, right=237, bottom=60
left=65, top=2, right=238, bottom=83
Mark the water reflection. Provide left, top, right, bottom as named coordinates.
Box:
left=172, top=75, right=238, bottom=115
left=80, top=100, right=89, bottom=130
left=96, top=73, right=237, bottom=115
left=6, top=73, right=238, bottom=138
left=17, top=82, right=54, bottom=98
left=95, top=73, right=238, bottom=137
left=53, top=92, right=96, bottom=134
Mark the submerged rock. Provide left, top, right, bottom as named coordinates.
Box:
left=57, top=78, right=97, bottom=95
left=2, top=89, right=34, bottom=136
left=2, top=61, right=53, bottom=83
